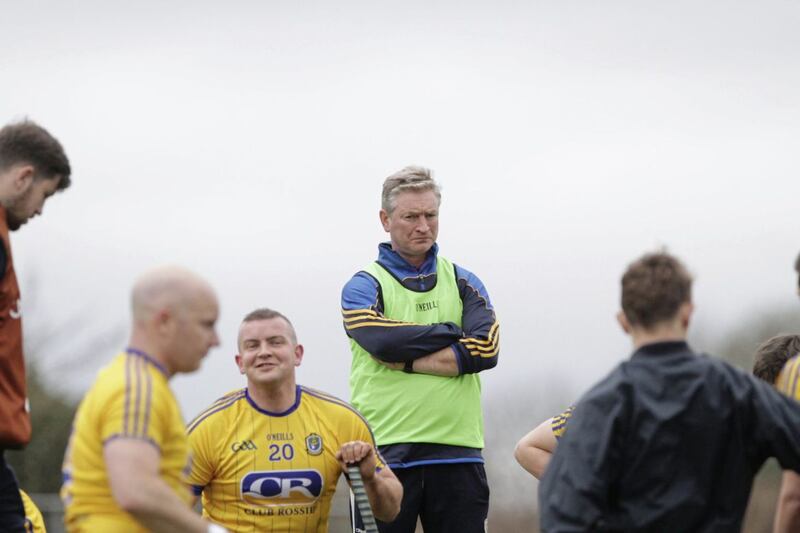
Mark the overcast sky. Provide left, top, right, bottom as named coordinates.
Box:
left=1, top=0, right=799, bottom=421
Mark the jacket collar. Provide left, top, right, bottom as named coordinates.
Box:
left=632, top=340, right=691, bottom=358
left=377, top=242, right=439, bottom=276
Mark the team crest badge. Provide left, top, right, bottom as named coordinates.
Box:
left=306, top=433, right=323, bottom=455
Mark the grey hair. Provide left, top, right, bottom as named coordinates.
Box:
left=381, top=166, right=442, bottom=214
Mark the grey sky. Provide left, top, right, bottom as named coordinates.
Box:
left=2, top=0, right=799, bottom=424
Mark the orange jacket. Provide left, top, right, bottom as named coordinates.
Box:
left=0, top=206, right=29, bottom=448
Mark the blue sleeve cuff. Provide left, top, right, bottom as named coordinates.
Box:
left=452, top=342, right=468, bottom=375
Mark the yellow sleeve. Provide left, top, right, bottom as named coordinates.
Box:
left=19, top=490, right=46, bottom=533
left=98, top=360, right=170, bottom=450
left=777, top=356, right=800, bottom=399
left=186, top=419, right=215, bottom=494
left=348, top=409, right=386, bottom=471
left=551, top=405, right=575, bottom=440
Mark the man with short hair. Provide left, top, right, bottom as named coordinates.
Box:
left=61, top=266, right=225, bottom=533
left=0, top=119, right=71, bottom=532
left=753, top=334, right=800, bottom=385
left=539, top=252, right=800, bottom=531
left=342, top=166, right=499, bottom=532
left=187, top=308, right=402, bottom=532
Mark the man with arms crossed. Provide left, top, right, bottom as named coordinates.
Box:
left=61, top=267, right=226, bottom=532
left=539, top=251, right=800, bottom=531
left=186, top=308, right=402, bottom=532
left=342, top=166, right=499, bottom=532
left=0, top=120, right=71, bottom=532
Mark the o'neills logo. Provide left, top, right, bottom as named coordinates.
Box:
left=416, top=300, right=438, bottom=312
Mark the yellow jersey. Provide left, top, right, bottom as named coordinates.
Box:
left=187, top=385, right=384, bottom=532
left=778, top=355, right=800, bottom=399
left=20, top=490, right=46, bottom=533
left=61, top=350, right=193, bottom=532
left=550, top=405, right=575, bottom=440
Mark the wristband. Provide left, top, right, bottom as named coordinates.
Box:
left=403, top=360, right=414, bottom=373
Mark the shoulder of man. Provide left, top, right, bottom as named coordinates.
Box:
left=89, top=354, right=131, bottom=395
left=560, top=363, right=634, bottom=430
left=453, top=262, right=492, bottom=293
left=187, top=388, right=247, bottom=436
left=694, top=352, right=762, bottom=392
left=301, top=386, right=374, bottom=431
left=341, top=271, right=381, bottom=310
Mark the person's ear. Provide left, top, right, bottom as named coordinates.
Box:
left=679, top=302, right=694, bottom=330
left=379, top=209, right=391, bottom=232
left=12, top=165, right=35, bottom=194
left=154, top=308, right=175, bottom=336
left=616, top=310, right=631, bottom=335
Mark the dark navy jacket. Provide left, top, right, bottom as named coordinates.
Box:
left=539, top=341, right=800, bottom=532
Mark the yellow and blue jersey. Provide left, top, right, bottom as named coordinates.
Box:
left=187, top=385, right=383, bottom=533
left=777, top=355, right=800, bottom=399
left=61, top=350, right=193, bottom=532
left=551, top=405, right=575, bottom=440
left=20, top=490, right=45, bottom=533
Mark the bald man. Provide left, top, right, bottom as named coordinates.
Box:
left=61, top=267, right=226, bottom=533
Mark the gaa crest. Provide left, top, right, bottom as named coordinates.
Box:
left=306, top=433, right=323, bottom=455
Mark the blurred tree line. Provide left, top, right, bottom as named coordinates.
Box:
left=6, top=368, right=76, bottom=492
left=6, top=322, right=122, bottom=493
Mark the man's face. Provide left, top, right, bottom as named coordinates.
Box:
left=380, top=189, right=439, bottom=265
left=5, top=175, right=61, bottom=231
left=236, top=317, right=303, bottom=387
left=168, top=290, right=220, bottom=374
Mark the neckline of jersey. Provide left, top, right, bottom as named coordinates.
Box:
left=125, top=347, right=169, bottom=377
left=244, top=384, right=302, bottom=417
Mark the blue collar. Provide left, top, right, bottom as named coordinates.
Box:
left=244, top=385, right=302, bottom=417
left=377, top=242, right=439, bottom=277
